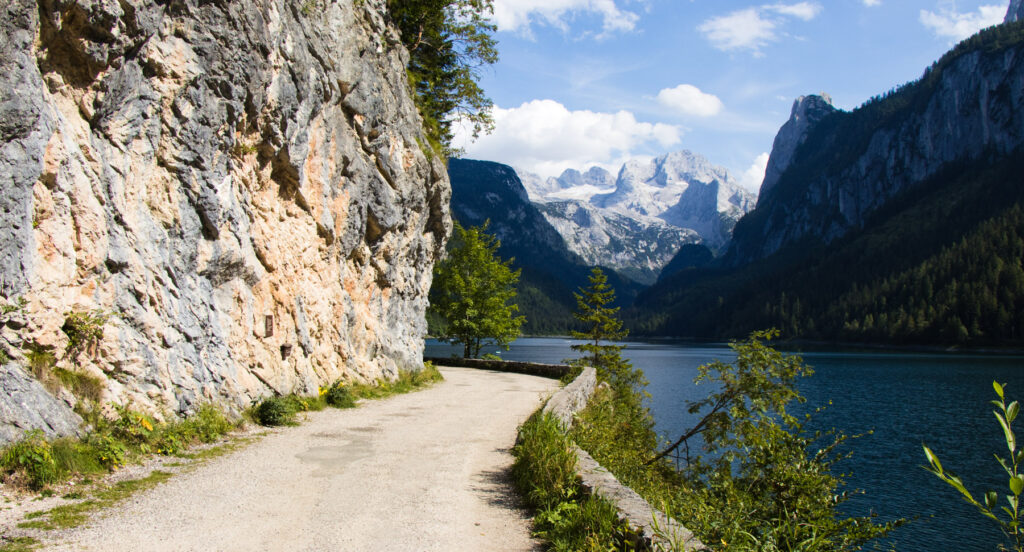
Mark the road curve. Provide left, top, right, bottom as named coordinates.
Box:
left=50, top=367, right=557, bottom=551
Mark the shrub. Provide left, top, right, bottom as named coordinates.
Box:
left=1, top=430, right=58, bottom=489
left=189, top=404, right=235, bottom=443
left=322, top=381, right=356, bottom=409
left=252, top=396, right=299, bottom=427
left=112, top=405, right=155, bottom=446
left=62, top=309, right=111, bottom=357
left=86, top=434, right=125, bottom=469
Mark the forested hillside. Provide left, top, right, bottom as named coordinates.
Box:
left=629, top=23, right=1024, bottom=347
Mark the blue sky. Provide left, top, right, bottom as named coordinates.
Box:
left=451, top=0, right=1011, bottom=191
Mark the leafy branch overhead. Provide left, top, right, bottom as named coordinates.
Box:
left=387, top=0, right=497, bottom=154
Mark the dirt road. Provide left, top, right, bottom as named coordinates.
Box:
left=48, top=367, right=557, bottom=551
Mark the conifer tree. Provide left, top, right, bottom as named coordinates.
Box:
left=570, top=268, right=645, bottom=396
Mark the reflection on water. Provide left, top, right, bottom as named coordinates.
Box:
left=426, top=337, right=1024, bottom=551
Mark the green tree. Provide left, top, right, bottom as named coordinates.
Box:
left=430, top=222, right=525, bottom=358
left=387, top=0, right=497, bottom=152
left=660, top=330, right=901, bottom=550
left=570, top=268, right=645, bottom=397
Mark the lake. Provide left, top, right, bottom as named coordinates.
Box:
left=425, top=337, right=1024, bottom=551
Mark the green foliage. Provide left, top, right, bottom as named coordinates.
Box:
left=54, top=367, right=105, bottom=403
left=254, top=364, right=442, bottom=425
left=321, top=380, right=357, bottom=409
left=512, top=411, right=578, bottom=508
left=1, top=430, right=57, bottom=490
left=252, top=396, right=302, bottom=427
left=924, top=381, right=1024, bottom=552
left=511, top=411, right=640, bottom=551
left=87, top=434, right=125, bottom=469
left=387, top=0, right=497, bottom=152
left=570, top=268, right=645, bottom=397
left=1, top=296, right=27, bottom=315
left=430, top=222, right=525, bottom=358
left=0, top=405, right=237, bottom=493
left=663, top=331, right=900, bottom=551
left=0, top=536, right=39, bottom=552
left=62, top=309, right=112, bottom=358
left=112, top=405, right=156, bottom=446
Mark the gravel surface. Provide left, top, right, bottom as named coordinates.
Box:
left=43, top=367, right=556, bottom=551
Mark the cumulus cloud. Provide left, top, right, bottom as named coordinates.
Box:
left=920, top=5, right=1005, bottom=41
left=491, top=0, right=639, bottom=35
left=453, top=99, right=681, bottom=178
left=863, top=0, right=881, bottom=6
left=740, top=152, right=770, bottom=193
left=698, top=3, right=822, bottom=54
left=656, top=84, right=724, bottom=117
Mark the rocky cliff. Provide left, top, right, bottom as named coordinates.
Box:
left=729, top=22, right=1024, bottom=266
left=757, top=94, right=836, bottom=202
left=1008, top=0, right=1024, bottom=23
left=0, top=0, right=449, bottom=433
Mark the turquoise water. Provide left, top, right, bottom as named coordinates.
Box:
left=425, top=337, right=1024, bottom=551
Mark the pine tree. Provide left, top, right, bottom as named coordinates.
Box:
left=570, top=268, right=644, bottom=396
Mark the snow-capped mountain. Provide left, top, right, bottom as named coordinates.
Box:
left=517, top=151, right=757, bottom=283
left=535, top=201, right=698, bottom=285
left=519, top=166, right=616, bottom=202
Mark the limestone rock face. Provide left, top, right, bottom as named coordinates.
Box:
left=1007, top=0, right=1024, bottom=23
left=0, top=0, right=450, bottom=429
left=758, top=94, right=836, bottom=202
left=728, top=36, right=1024, bottom=266
left=0, top=363, right=84, bottom=444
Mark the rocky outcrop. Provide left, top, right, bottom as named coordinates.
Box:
left=0, top=0, right=449, bottom=431
left=757, top=94, right=836, bottom=202
left=1007, top=0, right=1024, bottom=23
left=728, top=24, right=1024, bottom=266
left=0, top=363, right=83, bottom=443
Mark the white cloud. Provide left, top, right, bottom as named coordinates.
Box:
left=740, top=152, right=771, bottom=193
left=764, top=2, right=822, bottom=21
left=698, top=3, right=822, bottom=54
left=453, top=99, right=681, bottom=178
left=656, top=84, right=724, bottom=117
left=698, top=8, right=777, bottom=53
left=863, top=0, right=881, bottom=6
left=920, top=5, right=1004, bottom=41
left=491, top=0, right=639, bottom=35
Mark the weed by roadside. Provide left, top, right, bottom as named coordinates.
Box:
left=0, top=405, right=238, bottom=492
left=249, top=362, right=443, bottom=427
left=511, top=411, right=641, bottom=551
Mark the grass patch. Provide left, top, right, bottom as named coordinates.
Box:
left=511, top=411, right=641, bottom=551
left=18, top=471, right=172, bottom=531
left=0, top=536, right=39, bottom=552
left=1, top=405, right=239, bottom=491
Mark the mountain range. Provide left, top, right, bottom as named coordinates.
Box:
left=516, top=152, right=755, bottom=284
left=632, top=15, right=1024, bottom=346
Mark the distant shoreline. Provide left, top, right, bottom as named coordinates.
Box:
left=428, top=335, right=1024, bottom=357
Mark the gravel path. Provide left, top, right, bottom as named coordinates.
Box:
left=47, top=367, right=557, bottom=551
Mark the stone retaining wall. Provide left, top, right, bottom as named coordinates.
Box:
left=436, top=358, right=706, bottom=551
left=423, top=357, right=571, bottom=380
